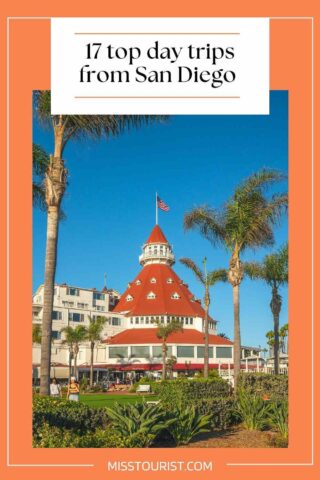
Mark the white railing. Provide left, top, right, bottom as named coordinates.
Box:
left=139, top=252, right=175, bottom=262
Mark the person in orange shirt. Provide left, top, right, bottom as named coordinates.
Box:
left=67, top=376, right=80, bottom=401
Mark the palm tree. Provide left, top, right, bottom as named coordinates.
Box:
left=61, top=325, right=87, bottom=380
left=266, top=330, right=275, bottom=356
left=34, top=90, right=168, bottom=395
left=245, top=244, right=288, bottom=374
left=218, top=332, right=230, bottom=340
left=180, top=257, right=227, bottom=378
left=154, top=320, right=183, bottom=380
left=184, top=169, right=287, bottom=388
left=166, top=355, right=177, bottom=379
left=85, top=316, right=107, bottom=388
left=32, top=324, right=42, bottom=345
left=266, top=330, right=274, bottom=357
left=280, top=323, right=288, bottom=354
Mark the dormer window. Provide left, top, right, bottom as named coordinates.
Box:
left=150, top=277, right=157, bottom=284
left=135, top=280, right=141, bottom=285
left=171, top=292, right=180, bottom=300
left=126, top=294, right=133, bottom=302
left=167, top=278, right=173, bottom=284
left=147, top=291, right=156, bottom=300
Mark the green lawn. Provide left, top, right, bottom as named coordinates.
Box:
left=79, top=393, right=159, bottom=408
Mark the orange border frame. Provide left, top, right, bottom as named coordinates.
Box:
left=0, top=3, right=319, bottom=480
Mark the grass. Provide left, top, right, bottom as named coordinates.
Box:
left=79, top=393, right=159, bottom=408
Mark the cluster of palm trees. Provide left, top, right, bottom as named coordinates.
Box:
left=33, top=316, right=107, bottom=386
left=266, top=323, right=288, bottom=356
left=180, top=170, right=288, bottom=387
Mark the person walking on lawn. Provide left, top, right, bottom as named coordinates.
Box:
left=67, top=376, right=80, bottom=402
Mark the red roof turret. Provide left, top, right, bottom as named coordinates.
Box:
left=145, top=225, right=169, bottom=244
left=115, top=225, right=216, bottom=322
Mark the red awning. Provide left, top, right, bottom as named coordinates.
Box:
left=78, top=363, right=254, bottom=371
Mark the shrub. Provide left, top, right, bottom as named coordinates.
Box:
left=33, top=423, right=125, bottom=448
left=80, top=376, right=88, bottom=391
left=105, top=401, right=175, bottom=447
left=158, top=378, right=231, bottom=409
left=270, top=434, right=289, bottom=448
left=168, top=406, right=212, bottom=446
left=234, top=389, right=272, bottom=431
left=268, top=401, right=288, bottom=439
left=237, top=373, right=288, bottom=401
left=195, top=397, right=237, bottom=430
left=33, top=396, right=108, bottom=434
left=195, top=369, right=221, bottom=380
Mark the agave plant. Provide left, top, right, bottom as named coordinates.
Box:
left=268, top=401, right=288, bottom=439
left=235, top=389, right=272, bottom=431
left=105, top=402, right=175, bottom=447
left=168, top=406, right=212, bottom=446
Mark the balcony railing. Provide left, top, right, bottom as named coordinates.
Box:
left=139, top=252, right=175, bottom=262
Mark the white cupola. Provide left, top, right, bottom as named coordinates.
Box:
left=139, top=225, right=175, bottom=267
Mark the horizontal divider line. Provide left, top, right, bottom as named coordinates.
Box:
left=74, top=96, right=241, bottom=99
left=74, top=32, right=240, bottom=35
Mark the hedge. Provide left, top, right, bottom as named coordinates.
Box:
left=158, top=378, right=231, bottom=409
left=195, top=397, right=237, bottom=430
left=33, top=423, right=124, bottom=448
left=237, top=373, right=288, bottom=401
left=33, top=396, right=109, bottom=434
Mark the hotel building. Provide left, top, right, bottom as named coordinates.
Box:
left=33, top=225, right=264, bottom=382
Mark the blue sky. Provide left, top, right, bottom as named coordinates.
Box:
left=33, top=91, right=288, bottom=349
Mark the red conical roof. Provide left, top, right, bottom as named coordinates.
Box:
left=145, top=225, right=169, bottom=244
left=113, top=263, right=210, bottom=319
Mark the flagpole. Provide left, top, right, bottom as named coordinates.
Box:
left=155, top=192, right=158, bottom=225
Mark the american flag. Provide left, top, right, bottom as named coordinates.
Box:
left=157, top=195, right=169, bottom=212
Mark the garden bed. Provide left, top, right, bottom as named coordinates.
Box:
left=179, top=425, right=280, bottom=448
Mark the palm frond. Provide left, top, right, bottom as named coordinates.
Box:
left=243, top=262, right=266, bottom=280
left=32, top=182, right=47, bottom=211
left=234, top=168, right=287, bottom=200
left=244, top=243, right=288, bottom=286
left=33, top=143, right=50, bottom=175
left=264, top=242, right=288, bottom=285
left=32, top=142, right=67, bottom=220
left=34, top=90, right=169, bottom=154
left=207, top=268, right=228, bottom=285
left=184, top=206, right=226, bottom=247
left=154, top=320, right=183, bottom=340
left=179, top=258, right=205, bottom=284
left=225, top=189, right=287, bottom=252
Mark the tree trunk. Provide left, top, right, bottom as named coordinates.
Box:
left=203, top=286, right=210, bottom=378
left=40, top=206, right=59, bottom=395
left=39, top=139, right=67, bottom=395
left=270, top=286, right=282, bottom=375
left=273, top=313, right=280, bottom=374
left=68, top=349, right=72, bottom=382
left=74, top=353, right=78, bottom=379
left=162, top=342, right=167, bottom=380
left=90, top=342, right=94, bottom=388
left=233, top=284, right=241, bottom=389
left=228, top=250, right=243, bottom=390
